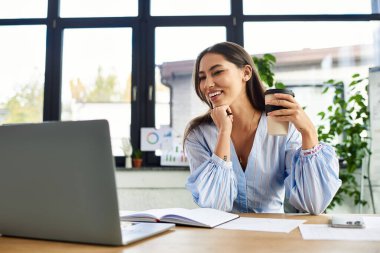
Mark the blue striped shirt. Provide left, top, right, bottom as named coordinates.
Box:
left=185, top=113, right=341, bottom=214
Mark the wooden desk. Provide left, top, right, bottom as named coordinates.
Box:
left=0, top=214, right=378, bottom=253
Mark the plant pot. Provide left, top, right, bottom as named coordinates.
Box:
left=132, top=158, right=143, bottom=168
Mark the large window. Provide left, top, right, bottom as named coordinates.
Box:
left=151, top=0, right=230, bottom=16
left=1, top=0, right=379, bottom=166
left=0, top=26, right=46, bottom=124
left=61, top=28, right=132, bottom=155
left=0, top=0, right=47, bottom=18
left=243, top=0, right=372, bottom=14
left=60, top=0, right=138, bottom=17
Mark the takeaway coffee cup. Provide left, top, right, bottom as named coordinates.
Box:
left=264, top=89, right=295, bottom=136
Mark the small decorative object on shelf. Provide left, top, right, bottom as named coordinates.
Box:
left=121, top=138, right=133, bottom=169
left=132, top=149, right=143, bottom=168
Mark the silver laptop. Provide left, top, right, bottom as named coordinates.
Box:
left=0, top=120, right=174, bottom=246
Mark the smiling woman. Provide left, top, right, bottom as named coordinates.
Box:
left=183, top=41, right=342, bottom=215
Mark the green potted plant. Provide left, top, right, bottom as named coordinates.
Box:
left=317, top=74, right=370, bottom=209
left=253, top=53, right=285, bottom=89
left=132, top=149, right=143, bottom=168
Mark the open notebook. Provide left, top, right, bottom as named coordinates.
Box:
left=121, top=208, right=239, bottom=228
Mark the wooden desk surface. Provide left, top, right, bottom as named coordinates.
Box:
left=0, top=213, right=379, bottom=253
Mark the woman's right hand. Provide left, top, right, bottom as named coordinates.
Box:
left=210, top=105, right=233, bottom=135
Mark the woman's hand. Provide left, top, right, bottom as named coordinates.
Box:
left=210, top=105, right=233, bottom=135
left=266, top=93, right=318, bottom=149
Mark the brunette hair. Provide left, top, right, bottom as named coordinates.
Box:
left=183, top=41, right=266, bottom=142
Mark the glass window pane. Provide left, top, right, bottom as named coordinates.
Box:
left=155, top=27, right=226, bottom=138
left=60, top=0, right=138, bottom=17
left=0, top=0, right=47, bottom=18
left=61, top=28, right=132, bottom=156
left=151, top=0, right=230, bottom=16
left=244, top=21, right=376, bottom=125
left=243, top=0, right=372, bottom=15
left=0, top=26, right=46, bottom=124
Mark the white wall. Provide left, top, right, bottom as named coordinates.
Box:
left=116, top=170, right=379, bottom=213
left=116, top=170, right=197, bottom=211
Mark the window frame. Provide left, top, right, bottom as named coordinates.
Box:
left=0, top=0, right=379, bottom=167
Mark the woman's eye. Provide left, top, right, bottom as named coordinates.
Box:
left=198, top=76, right=206, bottom=81
left=212, top=70, right=223, bottom=76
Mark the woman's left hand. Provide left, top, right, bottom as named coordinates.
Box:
left=266, top=93, right=318, bottom=149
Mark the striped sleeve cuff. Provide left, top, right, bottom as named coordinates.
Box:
left=301, top=143, right=323, bottom=157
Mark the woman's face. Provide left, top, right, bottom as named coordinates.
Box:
left=198, top=53, right=247, bottom=108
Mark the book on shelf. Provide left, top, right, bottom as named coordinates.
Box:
left=120, top=208, right=239, bottom=228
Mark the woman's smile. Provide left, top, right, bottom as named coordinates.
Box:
left=208, top=90, right=223, bottom=103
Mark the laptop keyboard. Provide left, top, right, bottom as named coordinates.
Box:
left=121, top=222, right=140, bottom=231
left=119, top=221, right=175, bottom=244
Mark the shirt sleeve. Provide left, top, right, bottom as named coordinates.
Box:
left=284, top=127, right=342, bottom=215
left=184, top=129, right=238, bottom=212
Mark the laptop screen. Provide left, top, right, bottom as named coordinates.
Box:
left=0, top=120, right=124, bottom=245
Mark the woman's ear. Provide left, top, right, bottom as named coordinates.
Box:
left=243, top=65, right=253, bottom=81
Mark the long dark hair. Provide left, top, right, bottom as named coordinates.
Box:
left=183, top=41, right=266, bottom=142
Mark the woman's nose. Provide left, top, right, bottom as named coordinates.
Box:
left=205, top=77, right=215, bottom=88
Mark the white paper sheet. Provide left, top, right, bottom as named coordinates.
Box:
left=299, top=217, right=380, bottom=241
left=216, top=217, right=306, bottom=233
